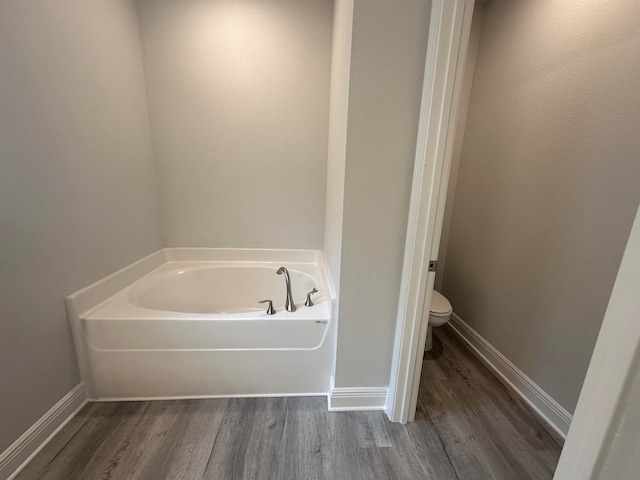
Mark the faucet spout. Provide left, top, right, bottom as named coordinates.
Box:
left=276, top=267, right=296, bottom=312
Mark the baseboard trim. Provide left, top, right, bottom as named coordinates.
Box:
left=448, top=314, right=572, bottom=441
left=328, top=379, right=388, bottom=412
left=0, top=383, right=88, bottom=480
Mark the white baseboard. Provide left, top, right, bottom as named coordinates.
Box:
left=328, top=379, right=388, bottom=411
left=448, top=314, right=572, bottom=440
left=0, top=383, right=88, bottom=480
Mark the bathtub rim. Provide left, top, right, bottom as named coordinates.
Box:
left=67, top=247, right=336, bottom=318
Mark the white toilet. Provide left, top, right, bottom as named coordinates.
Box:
left=425, top=290, right=453, bottom=351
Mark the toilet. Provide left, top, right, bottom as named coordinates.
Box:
left=425, top=290, right=453, bottom=351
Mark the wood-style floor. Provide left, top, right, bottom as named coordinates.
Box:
left=16, top=327, right=561, bottom=480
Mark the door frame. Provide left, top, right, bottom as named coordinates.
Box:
left=386, top=0, right=475, bottom=423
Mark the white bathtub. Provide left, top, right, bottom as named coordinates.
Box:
left=66, top=248, right=336, bottom=400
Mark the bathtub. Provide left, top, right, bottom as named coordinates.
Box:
left=66, top=248, right=336, bottom=400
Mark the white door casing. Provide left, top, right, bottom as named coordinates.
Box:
left=386, top=0, right=475, bottom=423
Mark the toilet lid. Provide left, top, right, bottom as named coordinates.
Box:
left=430, top=290, right=452, bottom=315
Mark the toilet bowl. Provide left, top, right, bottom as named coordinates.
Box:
left=425, top=290, right=452, bottom=351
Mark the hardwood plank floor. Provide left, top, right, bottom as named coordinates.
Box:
left=16, top=327, right=561, bottom=480
left=418, top=327, right=561, bottom=480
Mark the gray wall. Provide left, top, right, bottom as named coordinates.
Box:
left=435, top=4, right=484, bottom=292
left=0, top=0, right=161, bottom=452
left=441, top=0, right=640, bottom=412
left=136, top=0, right=333, bottom=248
left=334, top=0, right=431, bottom=387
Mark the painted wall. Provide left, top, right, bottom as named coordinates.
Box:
left=334, top=0, right=431, bottom=387
left=435, top=5, right=483, bottom=292
left=136, top=0, right=333, bottom=248
left=440, top=0, right=640, bottom=412
left=0, top=0, right=161, bottom=452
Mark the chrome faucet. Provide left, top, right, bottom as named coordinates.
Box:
left=276, top=267, right=296, bottom=312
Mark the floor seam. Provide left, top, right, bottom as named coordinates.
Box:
left=201, top=401, right=227, bottom=479
left=31, top=406, right=95, bottom=480
left=418, top=374, right=460, bottom=480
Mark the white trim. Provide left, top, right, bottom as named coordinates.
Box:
left=328, top=388, right=389, bottom=411
left=328, top=378, right=388, bottom=411
left=448, top=314, right=572, bottom=440
left=386, top=0, right=475, bottom=423
left=0, top=383, right=87, bottom=480
left=554, top=203, right=640, bottom=479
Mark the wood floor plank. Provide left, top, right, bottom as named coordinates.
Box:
left=202, top=398, right=258, bottom=479
left=323, top=406, right=372, bottom=480
left=357, top=446, right=410, bottom=480
left=419, top=327, right=560, bottom=479
left=32, top=402, right=141, bottom=480
left=358, top=419, right=443, bottom=480
left=275, top=397, right=336, bottom=480
left=421, top=378, right=518, bottom=478
left=407, top=409, right=458, bottom=480
left=417, top=382, right=498, bottom=480
left=72, top=400, right=190, bottom=480
left=351, top=411, right=392, bottom=449
left=241, top=397, right=287, bottom=480
left=14, top=402, right=101, bottom=480
left=437, top=328, right=561, bottom=460
left=138, top=399, right=228, bottom=480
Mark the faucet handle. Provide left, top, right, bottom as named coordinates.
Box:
left=259, top=299, right=276, bottom=315
left=304, top=288, right=318, bottom=307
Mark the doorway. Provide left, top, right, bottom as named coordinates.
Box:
left=388, top=0, right=640, bottom=477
